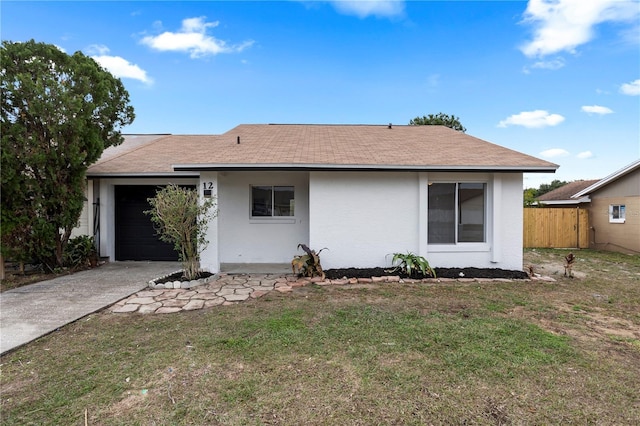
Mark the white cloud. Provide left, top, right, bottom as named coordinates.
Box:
left=87, top=44, right=110, bottom=55
left=620, top=79, right=640, bottom=96
left=140, top=16, right=254, bottom=58
left=87, top=45, right=153, bottom=85
left=540, top=148, right=570, bottom=158
left=532, top=57, right=565, bottom=70
left=497, top=110, right=565, bottom=128
left=329, top=0, right=405, bottom=18
left=520, top=0, right=640, bottom=57
left=581, top=105, right=613, bottom=115
left=577, top=151, right=594, bottom=159
left=523, top=57, right=565, bottom=73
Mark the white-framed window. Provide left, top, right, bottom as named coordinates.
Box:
left=609, top=204, right=625, bottom=224
left=428, top=182, right=486, bottom=244
left=251, top=185, right=295, bottom=217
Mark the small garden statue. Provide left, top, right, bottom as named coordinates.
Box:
left=564, top=253, right=575, bottom=278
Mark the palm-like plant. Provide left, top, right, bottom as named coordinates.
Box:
left=387, top=252, right=436, bottom=278
left=292, top=244, right=327, bottom=280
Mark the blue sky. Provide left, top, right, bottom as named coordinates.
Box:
left=2, top=0, right=639, bottom=188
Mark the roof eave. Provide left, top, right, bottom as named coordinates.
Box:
left=538, top=196, right=590, bottom=205
left=172, top=163, right=558, bottom=173
left=572, top=159, right=640, bottom=198
left=86, top=172, right=200, bottom=179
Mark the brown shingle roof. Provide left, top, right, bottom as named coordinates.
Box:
left=537, top=180, right=600, bottom=201
left=87, top=124, right=558, bottom=176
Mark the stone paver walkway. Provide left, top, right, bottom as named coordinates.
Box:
left=110, top=273, right=552, bottom=314
left=111, top=273, right=322, bottom=314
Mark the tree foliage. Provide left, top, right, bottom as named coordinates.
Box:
left=145, top=185, right=217, bottom=281
left=523, top=179, right=568, bottom=207
left=409, top=112, right=467, bottom=132
left=1, top=40, right=135, bottom=271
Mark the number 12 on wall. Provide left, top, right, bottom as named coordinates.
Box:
left=202, top=182, right=214, bottom=198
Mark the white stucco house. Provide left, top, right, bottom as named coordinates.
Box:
left=84, top=124, right=557, bottom=273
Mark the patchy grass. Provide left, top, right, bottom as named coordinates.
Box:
left=1, top=249, right=639, bottom=424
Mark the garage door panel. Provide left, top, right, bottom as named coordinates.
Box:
left=115, top=185, right=178, bottom=261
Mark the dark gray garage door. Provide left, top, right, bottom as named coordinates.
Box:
left=115, top=185, right=179, bottom=261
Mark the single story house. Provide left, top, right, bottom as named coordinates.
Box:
left=533, top=159, right=640, bottom=254
left=84, top=124, right=558, bottom=272
left=571, top=160, right=639, bottom=253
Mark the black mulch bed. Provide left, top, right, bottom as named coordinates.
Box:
left=155, top=268, right=528, bottom=284
left=324, top=267, right=529, bottom=280
left=154, top=271, right=215, bottom=284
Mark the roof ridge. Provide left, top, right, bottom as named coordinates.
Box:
left=265, top=123, right=413, bottom=127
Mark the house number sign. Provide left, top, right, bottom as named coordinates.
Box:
left=202, top=181, right=215, bottom=198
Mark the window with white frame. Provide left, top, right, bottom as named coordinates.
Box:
left=428, top=182, right=486, bottom=244
left=609, top=204, right=625, bottom=223
left=251, top=185, right=295, bottom=217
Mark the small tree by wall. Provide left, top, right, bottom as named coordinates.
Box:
left=1, top=40, right=135, bottom=271
left=145, top=185, right=217, bottom=280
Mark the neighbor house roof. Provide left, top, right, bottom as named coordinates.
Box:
left=87, top=124, right=558, bottom=177
left=572, top=159, right=640, bottom=198
left=536, top=180, right=599, bottom=205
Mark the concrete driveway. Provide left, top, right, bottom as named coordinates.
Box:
left=0, top=261, right=180, bottom=355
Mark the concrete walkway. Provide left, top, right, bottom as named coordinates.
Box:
left=0, top=261, right=179, bottom=355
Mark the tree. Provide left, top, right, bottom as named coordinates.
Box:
left=1, top=40, right=135, bottom=271
left=409, top=112, right=467, bottom=132
left=145, top=185, right=217, bottom=280
left=523, top=188, right=538, bottom=207
left=523, top=179, right=568, bottom=207
left=536, top=179, right=568, bottom=197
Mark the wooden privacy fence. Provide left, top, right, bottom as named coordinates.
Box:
left=523, top=208, right=589, bottom=248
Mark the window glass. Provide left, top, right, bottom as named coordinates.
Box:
left=251, top=186, right=272, bottom=217
left=251, top=185, right=295, bottom=217
left=428, top=183, right=456, bottom=244
left=274, top=186, right=295, bottom=216
left=609, top=204, right=625, bottom=223
left=428, top=182, right=485, bottom=244
left=458, top=183, right=485, bottom=242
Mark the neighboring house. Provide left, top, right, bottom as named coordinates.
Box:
left=85, top=124, right=557, bottom=272
left=571, top=160, right=640, bottom=254
left=532, top=160, right=640, bottom=254
left=536, top=179, right=599, bottom=207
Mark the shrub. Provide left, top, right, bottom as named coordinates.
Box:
left=292, top=244, right=327, bottom=280
left=387, top=252, right=436, bottom=278
left=145, top=185, right=217, bottom=280
left=64, top=235, right=97, bottom=268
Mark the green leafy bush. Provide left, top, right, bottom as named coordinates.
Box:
left=145, top=184, right=217, bottom=280
left=64, top=235, right=97, bottom=268
left=387, top=252, right=436, bottom=278
left=292, top=244, right=327, bottom=280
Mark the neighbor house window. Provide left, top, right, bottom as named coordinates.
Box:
left=609, top=204, right=625, bottom=224
left=428, top=182, right=486, bottom=244
left=251, top=185, right=294, bottom=217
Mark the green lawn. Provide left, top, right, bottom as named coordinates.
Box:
left=1, top=249, right=639, bottom=425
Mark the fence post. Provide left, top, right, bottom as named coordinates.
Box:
left=576, top=207, right=580, bottom=249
